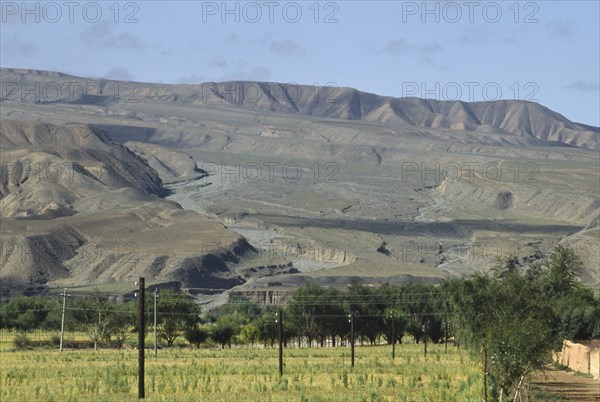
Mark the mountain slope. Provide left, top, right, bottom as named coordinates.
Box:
left=0, top=69, right=598, bottom=291
left=1, top=68, right=597, bottom=149
left=1, top=120, right=165, bottom=218
left=0, top=120, right=290, bottom=288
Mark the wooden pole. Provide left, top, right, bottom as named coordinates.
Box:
left=391, top=312, right=395, bottom=361
left=483, top=344, right=488, bottom=402
left=59, top=288, right=67, bottom=352
left=153, top=290, right=157, bottom=358
left=423, top=324, right=427, bottom=357
left=277, top=309, right=283, bottom=376
left=349, top=313, right=355, bottom=368
left=138, top=278, right=145, bottom=399
left=445, top=316, right=448, bottom=354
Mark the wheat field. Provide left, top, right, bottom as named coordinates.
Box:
left=1, top=342, right=483, bottom=402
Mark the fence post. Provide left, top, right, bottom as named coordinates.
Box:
left=390, top=312, right=395, bottom=361
left=277, top=309, right=283, bottom=376
left=137, top=278, right=145, bottom=399
left=349, top=313, right=355, bottom=367
left=153, top=289, right=158, bottom=358
left=483, top=344, right=488, bottom=402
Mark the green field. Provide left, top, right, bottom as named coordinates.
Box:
left=1, top=343, right=483, bottom=401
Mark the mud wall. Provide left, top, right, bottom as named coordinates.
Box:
left=553, top=339, right=600, bottom=379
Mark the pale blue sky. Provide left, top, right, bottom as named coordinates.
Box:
left=1, top=1, right=599, bottom=125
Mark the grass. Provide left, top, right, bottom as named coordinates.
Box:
left=1, top=342, right=484, bottom=401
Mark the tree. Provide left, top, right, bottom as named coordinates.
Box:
left=212, top=292, right=262, bottom=321
left=211, top=316, right=237, bottom=348
left=86, top=312, right=111, bottom=351
left=107, top=302, right=135, bottom=349
left=256, top=311, right=278, bottom=347
left=554, top=286, right=600, bottom=341
left=156, top=290, right=201, bottom=347
left=399, top=283, right=440, bottom=344
left=382, top=307, right=408, bottom=345
left=347, top=283, right=384, bottom=345
left=185, top=326, right=209, bottom=348
left=1, top=296, right=57, bottom=332
left=240, top=323, right=259, bottom=346
left=447, top=263, right=558, bottom=401
left=542, top=244, right=584, bottom=298
left=318, top=287, right=347, bottom=347
left=80, top=292, right=113, bottom=350
left=286, top=284, right=322, bottom=346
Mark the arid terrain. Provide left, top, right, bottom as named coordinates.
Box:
left=1, top=68, right=598, bottom=303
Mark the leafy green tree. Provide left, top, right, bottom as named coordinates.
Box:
left=286, top=284, right=322, bottom=346
left=256, top=310, right=278, bottom=347
left=211, top=316, right=237, bottom=348
left=156, top=290, right=201, bottom=347
left=317, top=287, right=347, bottom=347
left=447, top=263, right=558, bottom=401
left=70, top=294, right=97, bottom=327
left=41, top=298, right=63, bottom=330
left=554, top=286, right=600, bottom=341
left=107, top=302, right=135, bottom=349
left=347, top=283, right=385, bottom=345
left=542, top=244, right=584, bottom=298
left=398, top=283, right=440, bottom=344
left=1, top=296, right=56, bottom=332
left=240, top=322, right=260, bottom=346
left=76, top=292, right=113, bottom=350
left=185, top=325, right=209, bottom=348
left=382, top=307, right=408, bottom=345
left=212, top=293, right=262, bottom=321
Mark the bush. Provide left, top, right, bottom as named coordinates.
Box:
left=13, top=333, right=31, bottom=350
left=50, top=335, right=61, bottom=346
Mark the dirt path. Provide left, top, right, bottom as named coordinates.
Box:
left=531, top=367, right=600, bottom=401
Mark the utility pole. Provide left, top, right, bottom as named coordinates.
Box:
left=59, top=288, right=67, bottom=352
left=444, top=316, right=448, bottom=354
left=276, top=309, right=283, bottom=376
left=137, top=278, right=145, bottom=399
left=349, top=313, right=354, bottom=368
left=153, top=289, right=158, bottom=358
left=422, top=324, right=427, bottom=357
left=390, top=311, right=395, bottom=362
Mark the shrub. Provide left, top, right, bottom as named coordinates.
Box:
left=13, top=333, right=31, bottom=350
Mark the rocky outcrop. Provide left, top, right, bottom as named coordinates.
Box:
left=238, top=289, right=295, bottom=306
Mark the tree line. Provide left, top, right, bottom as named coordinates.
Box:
left=1, top=245, right=598, bottom=399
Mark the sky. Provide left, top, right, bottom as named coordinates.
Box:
left=1, top=0, right=599, bottom=126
